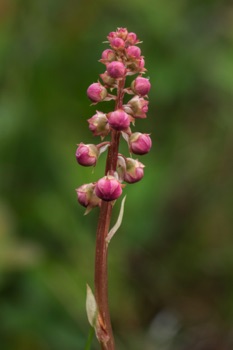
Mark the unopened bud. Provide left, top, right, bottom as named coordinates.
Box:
left=126, top=32, right=139, bottom=45
left=129, top=133, right=152, bottom=155
left=131, top=77, right=151, bottom=96
left=76, top=143, right=99, bottom=166
left=99, top=72, right=116, bottom=87
left=124, top=158, right=144, bottom=183
left=76, top=183, right=101, bottom=208
left=124, top=96, right=148, bottom=119
left=107, top=61, right=126, bottom=79
left=101, top=49, right=116, bottom=62
left=116, top=27, right=128, bottom=40
left=107, top=109, right=130, bottom=131
left=95, top=175, right=122, bottom=201
left=88, top=111, right=110, bottom=137
left=87, top=82, right=107, bottom=103
left=110, top=37, right=125, bottom=50
left=126, top=46, right=141, bottom=59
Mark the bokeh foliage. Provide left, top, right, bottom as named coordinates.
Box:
left=0, top=0, right=233, bottom=349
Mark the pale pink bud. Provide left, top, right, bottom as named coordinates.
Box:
left=126, top=32, right=139, bottom=45
left=107, top=31, right=117, bottom=42
left=87, top=82, right=107, bottom=103
left=116, top=27, right=128, bottom=40
left=110, top=37, right=125, bottom=50
left=76, top=183, right=101, bottom=208
left=107, top=61, right=126, bottom=79
left=129, top=133, right=152, bottom=155
left=127, top=57, right=146, bottom=74
left=124, top=96, right=148, bottom=119
left=126, top=46, right=141, bottom=59
left=138, top=57, right=145, bottom=71
left=95, top=175, right=122, bottom=201
left=101, top=49, right=116, bottom=62
left=124, top=158, right=144, bottom=183
left=107, top=109, right=130, bottom=131
left=88, top=111, right=110, bottom=137
left=99, top=72, right=116, bottom=87
left=131, top=77, right=151, bottom=96
left=76, top=143, right=99, bottom=166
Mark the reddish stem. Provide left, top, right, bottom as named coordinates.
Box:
left=94, top=78, right=125, bottom=350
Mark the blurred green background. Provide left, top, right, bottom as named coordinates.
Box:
left=0, top=0, right=233, bottom=349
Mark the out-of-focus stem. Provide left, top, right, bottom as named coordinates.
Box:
left=94, top=78, right=125, bottom=350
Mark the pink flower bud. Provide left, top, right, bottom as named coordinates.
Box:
left=138, top=57, right=145, bottom=71
left=116, top=27, right=128, bottom=40
left=95, top=175, right=122, bottom=201
left=129, top=133, right=152, bottom=155
left=124, top=158, right=144, bottom=183
left=131, top=77, right=151, bottom=96
left=88, top=111, right=110, bottom=137
left=87, top=82, right=107, bottom=103
left=126, top=32, right=139, bottom=45
left=100, top=72, right=116, bottom=87
left=107, top=61, right=126, bottom=79
left=124, top=96, right=148, bottom=119
left=107, top=109, right=130, bottom=131
left=101, top=49, right=116, bottom=62
left=126, top=46, right=141, bottom=59
left=107, top=31, right=117, bottom=42
left=76, top=183, right=101, bottom=208
left=110, top=37, right=125, bottom=50
left=76, top=143, right=99, bottom=166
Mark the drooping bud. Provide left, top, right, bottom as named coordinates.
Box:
left=87, top=82, right=108, bottom=103
left=127, top=57, right=146, bottom=74
left=107, top=61, right=126, bottom=79
left=88, top=111, right=110, bottom=137
left=101, top=49, right=116, bottom=62
left=126, top=46, right=141, bottom=59
left=131, top=77, right=151, bottom=96
left=116, top=27, right=128, bottom=40
left=107, top=109, right=130, bottom=131
left=126, top=32, right=139, bottom=45
left=124, top=96, right=148, bottom=119
left=76, top=143, right=99, bottom=166
left=95, top=175, right=122, bottom=201
left=124, top=158, right=144, bottom=183
left=110, top=37, right=125, bottom=50
left=76, top=183, right=101, bottom=209
left=99, top=72, right=116, bottom=87
left=129, top=133, right=152, bottom=155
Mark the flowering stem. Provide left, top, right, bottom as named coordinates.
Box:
left=94, top=78, right=125, bottom=350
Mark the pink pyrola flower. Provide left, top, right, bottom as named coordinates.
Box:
left=76, top=183, right=101, bottom=208
left=76, top=143, right=99, bottom=166
left=131, top=76, right=151, bottom=96
left=101, top=49, right=116, bottom=62
left=124, top=96, right=148, bottom=119
left=107, top=61, right=126, bottom=79
left=95, top=175, right=122, bottom=201
left=126, top=46, right=141, bottom=59
left=124, top=158, right=145, bottom=184
left=88, top=111, right=110, bottom=137
left=129, top=133, right=152, bottom=155
left=107, top=109, right=130, bottom=131
left=110, top=37, right=125, bottom=50
left=99, top=71, right=116, bottom=87
left=116, top=27, right=128, bottom=40
left=126, top=32, right=139, bottom=45
left=107, top=31, right=117, bottom=42
left=87, top=82, right=107, bottom=103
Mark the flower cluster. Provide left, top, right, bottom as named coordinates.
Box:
left=75, top=28, right=152, bottom=212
